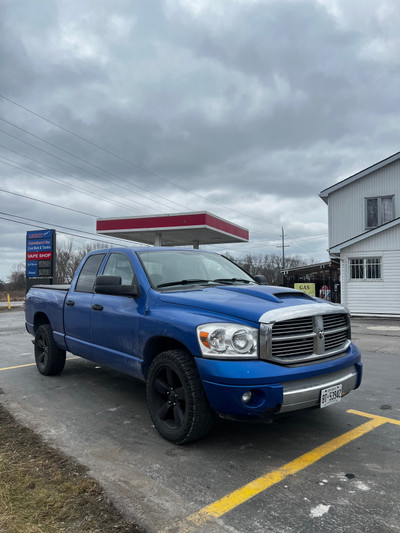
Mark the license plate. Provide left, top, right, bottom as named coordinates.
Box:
left=320, top=384, right=342, bottom=408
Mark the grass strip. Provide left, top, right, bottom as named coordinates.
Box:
left=0, top=402, right=143, bottom=533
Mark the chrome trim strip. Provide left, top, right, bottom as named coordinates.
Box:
left=324, top=325, right=349, bottom=335
left=280, top=366, right=358, bottom=412
left=271, top=332, right=316, bottom=342
left=283, top=370, right=358, bottom=396
left=259, top=302, right=348, bottom=324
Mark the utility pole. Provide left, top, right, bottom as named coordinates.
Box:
left=276, top=227, right=289, bottom=284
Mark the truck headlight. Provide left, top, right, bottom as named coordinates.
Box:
left=197, top=323, right=258, bottom=359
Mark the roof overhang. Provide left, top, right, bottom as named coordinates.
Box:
left=282, top=259, right=339, bottom=276
left=329, top=217, right=400, bottom=254
left=319, top=151, right=400, bottom=204
left=96, top=212, right=249, bottom=246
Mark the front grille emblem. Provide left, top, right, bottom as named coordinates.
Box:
left=318, top=330, right=325, bottom=340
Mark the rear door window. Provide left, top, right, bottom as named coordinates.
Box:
left=75, top=254, right=106, bottom=293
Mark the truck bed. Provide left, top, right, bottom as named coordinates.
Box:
left=25, top=285, right=70, bottom=350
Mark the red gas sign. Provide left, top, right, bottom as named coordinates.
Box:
left=38, top=251, right=52, bottom=260
left=26, top=251, right=52, bottom=261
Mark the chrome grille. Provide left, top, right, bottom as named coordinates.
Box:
left=272, top=317, right=313, bottom=337
left=323, top=314, right=348, bottom=330
left=325, top=330, right=348, bottom=351
left=324, top=314, right=350, bottom=353
left=272, top=337, right=314, bottom=358
left=261, top=310, right=351, bottom=365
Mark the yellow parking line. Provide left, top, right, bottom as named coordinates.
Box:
left=0, top=357, right=80, bottom=372
left=0, top=362, right=38, bottom=371
left=163, top=409, right=399, bottom=533
left=347, top=408, right=400, bottom=426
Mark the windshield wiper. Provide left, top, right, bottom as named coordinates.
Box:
left=157, top=279, right=214, bottom=288
left=212, top=278, right=253, bottom=285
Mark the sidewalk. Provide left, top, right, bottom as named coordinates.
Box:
left=351, top=316, right=400, bottom=355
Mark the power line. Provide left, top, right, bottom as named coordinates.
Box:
left=0, top=151, right=328, bottom=250
left=0, top=140, right=171, bottom=215
left=0, top=95, right=295, bottom=233
left=0, top=117, right=194, bottom=214
left=2, top=186, right=324, bottom=262
left=1, top=211, right=327, bottom=275
left=0, top=214, right=124, bottom=251
left=0, top=187, right=98, bottom=219
left=0, top=94, right=331, bottom=252
left=0, top=128, right=170, bottom=214
left=0, top=211, right=148, bottom=248
left=0, top=156, right=149, bottom=215
left=0, top=214, right=100, bottom=242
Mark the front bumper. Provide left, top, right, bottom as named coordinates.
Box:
left=280, top=365, right=359, bottom=413
left=195, top=343, right=362, bottom=420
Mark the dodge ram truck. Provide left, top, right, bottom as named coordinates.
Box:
left=25, top=247, right=362, bottom=443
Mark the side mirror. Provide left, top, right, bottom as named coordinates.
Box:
left=94, top=275, right=139, bottom=297
left=253, top=274, right=267, bottom=285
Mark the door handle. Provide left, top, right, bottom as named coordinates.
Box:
left=66, top=300, right=75, bottom=306
left=92, top=304, right=104, bottom=311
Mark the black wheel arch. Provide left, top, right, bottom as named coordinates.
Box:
left=142, top=336, right=192, bottom=378
left=33, top=312, right=51, bottom=333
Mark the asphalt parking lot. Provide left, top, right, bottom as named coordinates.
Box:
left=0, top=309, right=399, bottom=533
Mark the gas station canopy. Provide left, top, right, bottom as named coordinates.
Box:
left=96, top=212, right=249, bottom=248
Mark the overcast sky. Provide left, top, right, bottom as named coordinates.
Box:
left=1, top=0, right=400, bottom=281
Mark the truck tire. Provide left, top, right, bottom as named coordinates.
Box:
left=146, top=350, right=214, bottom=444
left=34, top=324, right=66, bottom=376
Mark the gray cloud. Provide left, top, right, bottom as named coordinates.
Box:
left=1, top=0, right=400, bottom=279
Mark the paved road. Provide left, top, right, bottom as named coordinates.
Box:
left=0, top=311, right=399, bottom=533
left=0, top=301, right=24, bottom=308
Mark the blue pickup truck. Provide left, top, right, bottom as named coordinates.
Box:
left=25, top=247, right=362, bottom=443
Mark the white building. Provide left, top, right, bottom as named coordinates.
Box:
left=320, top=152, right=400, bottom=317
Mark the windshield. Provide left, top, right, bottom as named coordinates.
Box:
left=137, top=250, right=255, bottom=288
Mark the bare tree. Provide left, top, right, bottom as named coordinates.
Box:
left=7, top=263, right=26, bottom=291
left=55, top=240, right=109, bottom=284
left=4, top=241, right=110, bottom=291
left=229, top=252, right=308, bottom=285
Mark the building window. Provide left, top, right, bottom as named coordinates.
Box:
left=349, top=258, right=381, bottom=280
left=366, top=196, right=394, bottom=228
left=350, top=258, right=364, bottom=279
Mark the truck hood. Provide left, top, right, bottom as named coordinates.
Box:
left=158, top=285, right=325, bottom=323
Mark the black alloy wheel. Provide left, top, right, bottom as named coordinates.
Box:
left=34, top=324, right=66, bottom=376
left=146, top=350, right=214, bottom=444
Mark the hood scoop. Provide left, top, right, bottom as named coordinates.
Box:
left=273, top=291, right=314, bottom=301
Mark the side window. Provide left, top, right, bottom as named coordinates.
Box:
left=75, top=254, right=106, bottom=293
left=366, top=196, right=394, bottom=228
left=103, top=253, right=135, bottom=285
left=349, top=257, right=381, bottom=280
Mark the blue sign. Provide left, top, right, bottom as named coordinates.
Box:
left=26, top=229, right=56, bottom=279
left=27, top=243, right=52, bottom=252
left=26, top=261, right=38, bottom=277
